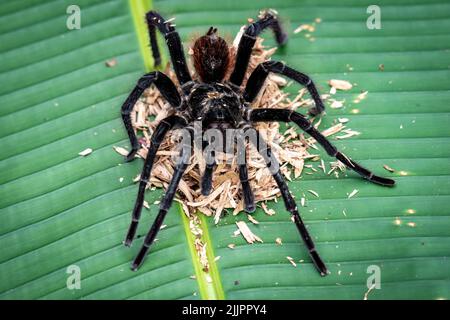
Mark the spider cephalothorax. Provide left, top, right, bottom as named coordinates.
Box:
left=120, top=10, right=395, bottom=275
left=187, top=82, right=242, bottom=125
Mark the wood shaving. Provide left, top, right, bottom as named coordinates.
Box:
left=353, top=90, right=368, bottom=103
left=330, top=86, right=337, bottom=95
left=335, top=129, right=361, bottom=140
left=105, top=58, right=117, bottom=67
left=329, top=99, right=344, bottom=109
left=319, top=159, right=326, bottom=173
left=113, top=146, right=129, bottom=156
left=78, top=148, right=92, bottom=156
left=261, top=202, right=276, bottom=216
left=348, top=189, right=359, bottom=199
left=294, top=24, right=315, bottom=34
left=275, top=237, right=283, bottom=245
left=247, top=214, right=259, bottom=224
left=235, top=221, right=263, bottom=244
left=364, top=283, right=377, bottom=300
left=189, top=214, right=209, bottom=272
left=286, top=256, right=297, bottom=267
left=328, top=79, right=353, bottom=91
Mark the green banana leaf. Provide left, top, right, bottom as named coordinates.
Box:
left=0, top=0, right=449, bottom=300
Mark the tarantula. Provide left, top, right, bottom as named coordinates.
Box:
left=120, top=10, right=395, bottom=276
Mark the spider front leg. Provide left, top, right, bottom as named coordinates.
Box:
left=124, top=115, right=187, bottom=247
left=250, top=129, right=328, bottom=276
left=146, top=11, right=192, bottom=86
left=121, top=72, right=181, bottom=162
left=229, top=9, right=287, bottom=87
left=244, top=60, right=325, bottom=116
left=249, top=108, right=396, bottom=186
left=131, top=127, right=193, bottom=271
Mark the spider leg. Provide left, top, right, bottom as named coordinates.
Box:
left=249, top=108, right=396, bottom=186
left=121, top=72, right=182, bottom=162
left=229, top=10, right=287, bottom=87
left=131, top=129, right=193, bottom=271
left=236, top=131, right=256, bottom=212
left=244, top=61, right=325, bottom=116
left=146, top=11, right=192, bottom=86
left=124, top=115, right=187, bottom=247
left=250, top=129, right=328, bottom=276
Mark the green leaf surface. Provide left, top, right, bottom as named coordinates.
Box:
left=1, top=0, right=449, bottom=300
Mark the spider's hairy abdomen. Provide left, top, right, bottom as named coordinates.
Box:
left=193, top=27, right=230, bottom=83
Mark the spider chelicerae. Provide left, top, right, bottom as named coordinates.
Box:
left=120, top=9, right=395, bottom=276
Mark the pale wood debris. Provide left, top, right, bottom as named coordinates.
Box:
left=236, top=221, right=263, bottom=244
left=294, top=24, right=315, bottom=34
left=286, top=256, right=297, bottom=267
left=113, top=146, right=129, bottom=156
left=328, top=79, right=353, bottom=91
left=308, top=190, right=319, bottom=198
left=105, top=58, right=117, bottom=67
left=78, top=148, right=93, bottom=156
left=348, top=189, right=359, bottom=199
left=247, top=214, right=259, bottom=224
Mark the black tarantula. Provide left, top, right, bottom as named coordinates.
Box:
left=120, top=10, right=395, bottom=275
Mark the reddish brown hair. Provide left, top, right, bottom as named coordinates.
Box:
left=193, top=27, right=230, bottom=83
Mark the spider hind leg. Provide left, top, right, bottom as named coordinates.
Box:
left=249, top=108, right=396, bottom=187
left=251, top=130, right=328, bottom=276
